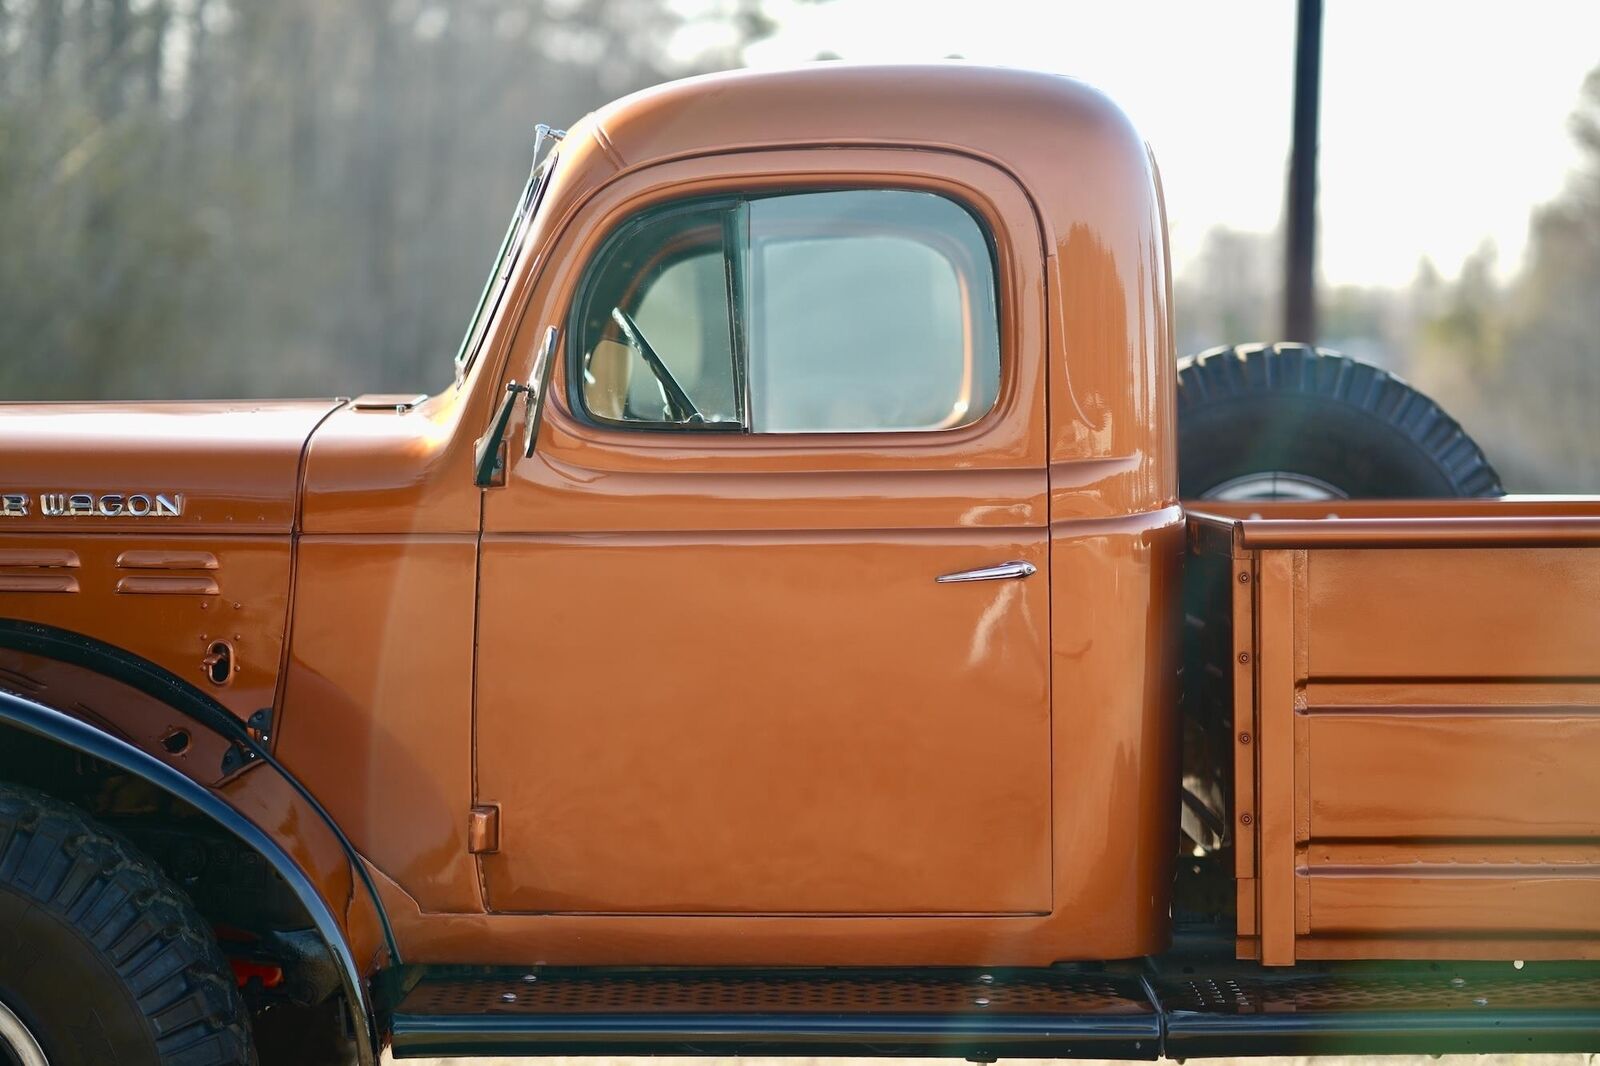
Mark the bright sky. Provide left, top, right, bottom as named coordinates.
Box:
left=675, top=0, right=1600, bottom=288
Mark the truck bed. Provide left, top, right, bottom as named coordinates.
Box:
left=1187, top=497, right=1600, bottom=967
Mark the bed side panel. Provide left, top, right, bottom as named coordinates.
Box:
left=1237, top=532, right=1600, bottom=963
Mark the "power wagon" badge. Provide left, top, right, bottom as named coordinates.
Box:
left=0, top=492, right=184, bottom=518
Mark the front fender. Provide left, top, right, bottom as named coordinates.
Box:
left=0, top=688, right=381, bottom=1066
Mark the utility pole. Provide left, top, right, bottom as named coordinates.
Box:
left=1283, top=0, right=1323, bottom=343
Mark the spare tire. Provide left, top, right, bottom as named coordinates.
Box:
left=1176, top=343, right=1503, bottom=500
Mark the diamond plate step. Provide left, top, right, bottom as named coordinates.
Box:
left=389, top=967, right=1162, bottom=1059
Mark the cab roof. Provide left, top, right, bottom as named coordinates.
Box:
left=584, top=63, right=1153, bottom=250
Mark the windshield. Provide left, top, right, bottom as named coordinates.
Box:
left=453, top=125, right=562, bottom=383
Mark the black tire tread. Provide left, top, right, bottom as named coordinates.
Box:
left=0, top=783, right=255, bottom=1065
left=1176, top=342, right=1503, bottom=496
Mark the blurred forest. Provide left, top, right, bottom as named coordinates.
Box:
left=1178, top=67, right=1600, bottom=492
left=1, top=0, right=1597, bottom=489
left=0, top=0, right=765, bottom=398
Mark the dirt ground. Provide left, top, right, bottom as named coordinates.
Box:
left=380, top=1049, right=1593, bottom=1056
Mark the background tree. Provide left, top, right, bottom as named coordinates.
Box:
left=1402, top=67, right=1600, bottom=490
left=0, top=0, right=760, bottom=398
left=1176, top=63, right=1600, bottom=492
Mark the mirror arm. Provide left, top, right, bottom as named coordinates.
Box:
left=473, top=381, right=531, bottom=488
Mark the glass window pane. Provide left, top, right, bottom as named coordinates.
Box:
left=575, top=206, right=739, bottom=427
left=572, top=190, right=1000, bottom=435
left=745, top=190, right=999, bottom=433
left=630, top=250, right=737, bottom=421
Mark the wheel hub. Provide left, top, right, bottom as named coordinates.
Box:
left=0, top=996, right=48, bottom=1066
left=1201, top=471, right=1348, bottom=502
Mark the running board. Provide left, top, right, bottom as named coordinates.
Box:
left=387, top=965, right=1600, bottom=1059
left=389, top=968, right=1162, bottom=1059
left=1157, top=968, right=1600, bottom=1057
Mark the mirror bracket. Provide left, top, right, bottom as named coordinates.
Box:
left=473, top=381, right=531, bottom=488
left=473, top=326, right=560, bottom=489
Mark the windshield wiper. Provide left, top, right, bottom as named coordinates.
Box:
left=611, top=307, right=702, bottom=423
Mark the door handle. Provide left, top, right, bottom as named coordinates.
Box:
left=935, top=560, right=1037, bottom=584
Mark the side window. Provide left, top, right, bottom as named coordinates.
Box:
left=573, top=189, right=999, bottom=434
left=573, top=204, right=740, bottom=426
left=746, top=191, right=998, bottom=433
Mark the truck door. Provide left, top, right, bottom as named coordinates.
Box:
left=475, top=150, right=1052, bottom=915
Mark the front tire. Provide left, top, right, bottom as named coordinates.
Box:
left=0, top=784, right=255, bottom=1066
left=1176, top=343, right=1503, bottom=500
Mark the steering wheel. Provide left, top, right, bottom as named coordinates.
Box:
left=609, top=307, right=701, bottom=423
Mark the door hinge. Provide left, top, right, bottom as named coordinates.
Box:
left=468, top=805, right=500, bottom=854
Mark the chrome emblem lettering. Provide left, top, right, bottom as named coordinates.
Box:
left=6, top=492, right=184, bottom=518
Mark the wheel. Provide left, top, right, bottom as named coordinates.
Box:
left=1176, top=342, right=1503, bottom=500
left=0, top=784, right=255, bottom=1066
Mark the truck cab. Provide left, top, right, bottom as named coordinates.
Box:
left=275, top=62, right=1183, bottom=967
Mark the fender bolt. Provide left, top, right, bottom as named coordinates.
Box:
left=1238, top=572, right=1250, bottom=583
left=1238, top=732, right=1252, bottom=745
left=1238, top=652, right=1250, bottom=664
left=1240, top=812, right=1254, bottom=826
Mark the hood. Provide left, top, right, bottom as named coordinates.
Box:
left=0, top=400, right=345, bottom=534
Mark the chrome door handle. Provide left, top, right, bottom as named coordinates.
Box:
left=935, top=560, right=1037, bottom=584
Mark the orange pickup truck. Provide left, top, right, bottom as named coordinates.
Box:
left=1, top=64, right=1596, bottom=1066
